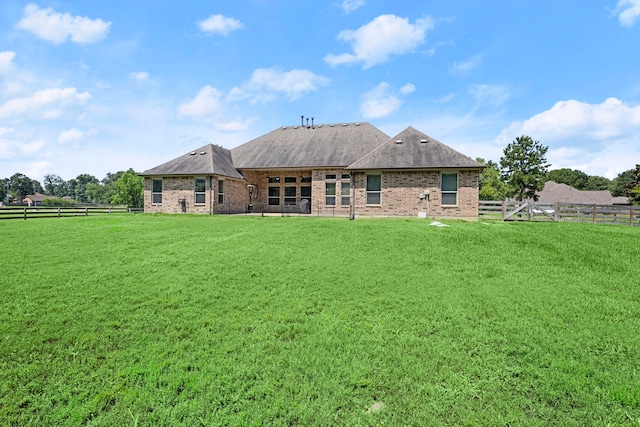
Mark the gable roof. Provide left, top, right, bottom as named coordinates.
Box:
left=537, top=180, right=626, bottom=205
left=140, top=144, right=243, bottom=179
left=231, top=122, right=388, bottom=169
left=347, top=126, right=484, bottom=170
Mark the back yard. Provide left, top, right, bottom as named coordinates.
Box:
left=1, top=215, right=639, bottom=425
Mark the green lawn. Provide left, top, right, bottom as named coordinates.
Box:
left=1, top=215, right=639, bottom=426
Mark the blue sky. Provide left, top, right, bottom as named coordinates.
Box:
left=1, top=0, right=639, bottom=183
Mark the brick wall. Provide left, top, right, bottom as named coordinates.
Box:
left=241, top=169, right=314, bottom=214
left=144, top=176, right=247, bottom=214
left=352, top=170, right=480, bottom=219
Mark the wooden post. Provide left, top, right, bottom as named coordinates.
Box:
left=632, top=205, right=635, bottom=227
left=502, top=200, right=506, bottom=220
left=58, top=207, right=61, bottom=218
left=23, top=207, right=27, bottom=220
left=555, top=202, right=560, bottom=221
left=85, top=207, right=89, bottom=216
left=593, top=204, right=597, bottom=224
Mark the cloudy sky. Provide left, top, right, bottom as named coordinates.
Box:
left=1, top=0, right=639, bottom=183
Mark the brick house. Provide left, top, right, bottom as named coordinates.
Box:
left=140, top=122, right=483, bottom=219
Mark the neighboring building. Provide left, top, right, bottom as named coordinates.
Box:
left=140, top=122, right=484, bottom=219
left=23, top=193, right=55, bottom=206
left=537, top=181, right=629, bottom=205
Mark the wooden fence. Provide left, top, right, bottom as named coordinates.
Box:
left=479, top=200, right=639, bottom=226
left=0, top=206, right=143, bottom=220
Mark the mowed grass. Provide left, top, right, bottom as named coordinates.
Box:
left=1, top=215, right=639, bottom=426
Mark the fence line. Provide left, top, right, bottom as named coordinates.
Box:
left=479, top=200, right=639, bottom=226
left=0, top=206, right=142, bottom=220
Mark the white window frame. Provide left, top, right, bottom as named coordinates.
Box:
left=217, top=179, right=224, bottom=204
left=152, top=179, right=162, bottom=204
left=325, top=182, right=336, bottom=206
left=194, top=178, right=206, bottom=205
left=441, top=172, right=458, bottom=206
left=340, top=182, right=350, bottom=206
left=366, top=173, right=382, bottom=206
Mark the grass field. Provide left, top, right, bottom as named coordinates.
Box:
left=1, top=215, right=639, bottom=426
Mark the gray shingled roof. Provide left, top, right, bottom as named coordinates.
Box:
left=140, top=144, right=244, bottom=179
left=231, top=122, right=389, bottom=169
left=537, top=181, right=624, bottom=204
left=347, top=126, right=484, bottom=170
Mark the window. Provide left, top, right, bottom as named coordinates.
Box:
left=268, top=176, right=280, bottom=183
left=341, top=182, right=350, bottom=206
left=284, top=186, right=296, bottom=205
left=325, top=182, right=336, bottom=206
left=341, top=173, right=351, bottom=180
left=325, top=174, right=337, bottom=180
left=366, top=174, right=381, bottom=205
left=284, top=176, right=297, bottom=183
left=441, top=173, right=458, bottom=206
left=152, top=179, right=162, bottom=204
left=301, top=186, right=311, bottom=202
left=301, top=176, right=312, bottom=183
left=217, top=179, right=224, bottom=204
left=268, top=186, right=280, bottom=205
left=194, top=179, right=206, bottom=204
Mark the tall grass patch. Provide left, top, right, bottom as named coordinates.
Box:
left=1, top=215, right=639, bottom=425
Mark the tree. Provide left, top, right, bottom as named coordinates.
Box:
left=584, top=175, right=611, bottom=191
left=9, top=173, right=36, bottom=202
left=500, top=135, right=549, bottom=201
left=0, top=178, right=9, bottom=203
left=626, top=164, right=640, bottom=205
left=476, top=158, right=508, bottom=200
left=85, top=182, right=115, bottom=204
left=71, top=174, right=99, bottom=202
left=112, top=169, right=143, bottom=208
left=43, top=174, right=66, bottom=196
left=546, top=168, right=589, bottom=189
left=610, top=169, right=634, bottom=197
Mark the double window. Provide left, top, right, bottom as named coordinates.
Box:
left=366, top=174, right=381, bottom=205
left=152, top=179, right=162, bottom=204
left=441, top=173, right=458, bottom=206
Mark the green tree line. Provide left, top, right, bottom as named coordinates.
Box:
left=0, top=168, right=143, bottom=208
left=479, top=136, right=639, bottom=204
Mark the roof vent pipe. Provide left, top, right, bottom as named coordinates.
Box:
left=311, top=117, right=314, bottom=129
left=301, top=115, right=304, bottom=127
left=306, top=117, right=309, bottom=128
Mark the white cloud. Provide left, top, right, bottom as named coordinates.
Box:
left=178, top=86, right=223, bottom=116
left=399, top=83, right=416, bottom=95
left=433, top=93, right=457, bottom=103
left=361, top=82, right=408, bottom=119
left=0, top=127, right=45, bottom=160
left=227, top=67, right=329, bottom=103
left=497, top=97, right=640, bottom=178
left=58, top=128, right=83, bottom=143
left=0, top=51, right=16, bottom=75
left=613, top=0, right=640, bottom=27
left=128, top=71, right=149, bottom=81
left=197, top=14, right=243, bottom=36
left=451, top=54, right=483, bottom=74
left=341, top=0, right=366, bottom=13
left=469, top=84, right=510, bottom=108
left=0, top=87, right=91, bottom=119
left=15, top=3, right=111, bottom=44
left=324, top=14, right=434, bottom=69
